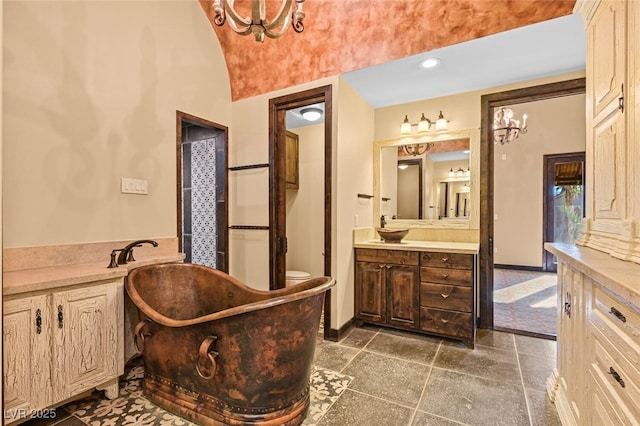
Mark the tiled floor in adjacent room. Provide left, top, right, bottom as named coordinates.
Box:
left=23, top=327, right=561, bottom=426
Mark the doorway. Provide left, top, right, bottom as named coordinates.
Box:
left=268, top=85, right=333, bottom=339
left=543, top=152, right=585, bottom=272
left=479, top=78, right=585, bottom=329
left=397, top=158, right=423, bottom=219
left=176, top=111, right=228, bottom=272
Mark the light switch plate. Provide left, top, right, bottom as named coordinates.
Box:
left=121, top=178, right=148, bottom=195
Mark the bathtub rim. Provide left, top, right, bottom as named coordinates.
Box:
left=126, top=263, right=334, bottom=328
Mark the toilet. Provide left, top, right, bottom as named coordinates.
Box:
left=285, top=270, right=311, bottom=287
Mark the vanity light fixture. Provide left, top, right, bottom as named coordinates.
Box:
left=448, top=168, right=454, bottom=177
left=494, top=107, right=528, bottom=145
left=402, top=143, right=432, bottom=157
left=400, top=111, right=448, bottom=135
left=212, top=0, right=306, bottom=43
left=300, top=107, right=323, bottom=121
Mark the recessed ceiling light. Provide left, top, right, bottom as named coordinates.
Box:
left=419, top=57, right=441, bottom=69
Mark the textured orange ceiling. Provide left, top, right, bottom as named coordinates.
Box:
left=199, top=0, right=575, bottom=101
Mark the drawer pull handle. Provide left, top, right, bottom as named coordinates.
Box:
left=57, top=305, right=64, bottom=329
left=35, top=309, right=42, bottom=334
left=608, top=367, right=625, bottom=388
left=441, top=274, right=449, bottom=279
left=441, top=257, right=449, bottom=263
left=440, top=319, right=449, bottom=324
left=609, top=307, right=626, bottom=323
left=440, top=293, right=450, bottom=299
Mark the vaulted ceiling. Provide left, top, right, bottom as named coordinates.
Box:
left=199, top=0, right=575, bottom=102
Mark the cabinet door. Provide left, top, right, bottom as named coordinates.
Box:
left=355, top=261, right=386, bottom=323
left=3, top=295, right=52, bottom=419
left=387, top=265, right=419, bottom=329
left=285, top=130, right=299, bottom=189
left=52, top=281, right=122, bottom=400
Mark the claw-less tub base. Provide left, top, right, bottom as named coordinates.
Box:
left=126, top=264, right=334, bottom=426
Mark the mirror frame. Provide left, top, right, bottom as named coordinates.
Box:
left=373, top=128, right=480, bottom=229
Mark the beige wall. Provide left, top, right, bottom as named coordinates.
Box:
left=286, top=123, right=325, bottom=279
left=228, top=75, right=375, bottom=330
left=494, top=95, right=586, bottom=267
left=3, top=0, right=231, bottom=248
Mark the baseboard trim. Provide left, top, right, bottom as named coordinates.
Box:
left=325, top=318, right=354, bottom=342
left=494, top=264, right=545, bottom=272
left=494, top=325, right=556, bottom=341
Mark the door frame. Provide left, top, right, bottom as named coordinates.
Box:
left=176, top=110, right=229, bottom=272
left=479, top=78, right=585, bottom=329
left=397, top=158, right=423, bottom=219
left=542, top=152, right=586, bottom=272
left=268, top=85, right=333, bottom=336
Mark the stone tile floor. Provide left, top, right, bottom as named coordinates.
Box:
left=21, top=327, right=561, bottom=426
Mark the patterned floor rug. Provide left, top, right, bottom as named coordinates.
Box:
left=65, top=357, right=352, bottom=426
left=493, top=268, right=558, bottom=337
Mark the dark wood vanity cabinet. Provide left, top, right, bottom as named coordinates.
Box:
left=419, top=252, right=475, bottom=348
left=355, top=249, right=420, bottom=330
left=355, top=248, right=476, bottom=347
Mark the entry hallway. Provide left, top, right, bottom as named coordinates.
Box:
left=24, top=327, right=560, bottom=426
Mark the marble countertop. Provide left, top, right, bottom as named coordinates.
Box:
left=354, top=240, right=479, bottom=254
left=545, top=243, right=640, bottom=309
left=3, top=253, right=185, bottom=297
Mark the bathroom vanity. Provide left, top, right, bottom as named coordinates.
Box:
left=354, top=239, right=478, bottom=348
left=2, top=239, right=183, bottom=424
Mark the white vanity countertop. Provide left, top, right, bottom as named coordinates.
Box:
left=3, top=253, right=185, bottom=297
left=354, top=240, right=479, bottom=254
left=545, top=243, right=640, bottom=308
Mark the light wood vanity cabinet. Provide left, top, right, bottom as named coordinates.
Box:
left=3, top=279, right=124, bottom=424
left=547, top=243, right=640, bottom=426
left=355, top=247, right=476, bottom=347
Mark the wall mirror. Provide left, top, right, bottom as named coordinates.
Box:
left=374, top=129, right=479, bottom=229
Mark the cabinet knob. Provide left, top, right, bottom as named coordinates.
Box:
left=440, top=294, right=450, bottom=299
left=441, top=273, right=449, bottom=279
left=440, top=318, right=450, bottom=324
left=441, top=257, right=449, bottom=263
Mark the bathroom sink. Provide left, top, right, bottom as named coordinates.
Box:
left=375, top=228, right=409, bottom=243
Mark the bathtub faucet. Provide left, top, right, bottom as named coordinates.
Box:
left=117, top=239, right=159, bottom=265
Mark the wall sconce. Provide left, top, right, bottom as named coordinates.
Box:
left=400, top=111, right=448, bottom=135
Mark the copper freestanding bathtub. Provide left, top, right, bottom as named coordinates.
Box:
left=125, top=263, right=334, bottom=426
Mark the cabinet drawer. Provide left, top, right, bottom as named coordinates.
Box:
left=588, top=370, right=632, bottom=426
left=420, top=307, right=473, bottom=339
left=592, top=285, right=640, bottom=348
left=420, top=252, right=472, bottom=270
left=421, top=267, right=472, bottom=286
left=420, top=283, right=472, bottom=312
left=355, top=248, right=419, bottom=265
left=590, top=328, right=640, bottom=421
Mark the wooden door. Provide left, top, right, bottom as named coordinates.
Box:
left=3, top=295, right=52, bottom=419
left=53, top=281, right=120, bottom=400
left=386, top=264, right=419, bottom=328
left=355, top=262, right=386, bottom=323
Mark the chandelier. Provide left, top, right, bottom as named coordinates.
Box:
left=212, top=0, right=306, bottom=43
left=402, top=143, right=433, bottom=156
left=493, top=107, right=528, bottom=145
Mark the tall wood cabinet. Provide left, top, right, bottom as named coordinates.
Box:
left=3, top=279, right=123, bottom=424
left=575, top=0, right=640, bottom=264
left=355, top=247, right=476, bottom=347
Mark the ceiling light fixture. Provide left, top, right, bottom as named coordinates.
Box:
left=300, top=107, right=322, bottom=121
left=212, top=0, right=306, bottom=43
left=493, top=107, right=528, bottom=145
left=400, top=111, right=448, bottom=135
left=398, top=164, right=409, bottom=170
left=419, top=57, right=441, bottom=69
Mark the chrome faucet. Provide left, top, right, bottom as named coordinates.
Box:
left=108, top=240, right=158, bottom=268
